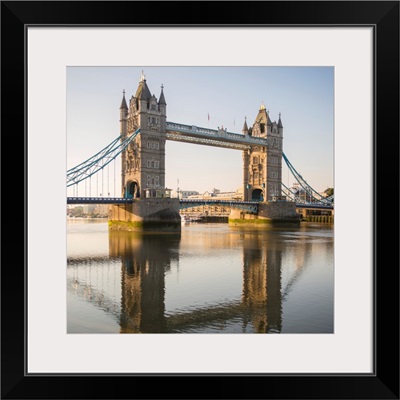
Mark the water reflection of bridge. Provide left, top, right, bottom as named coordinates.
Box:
left=67, top=229, right=312, bottom=333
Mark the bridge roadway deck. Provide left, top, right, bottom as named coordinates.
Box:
left=66, top=197, right=259, bottom=206
left=67, top=197, right=333, bottom=209
left=67, top=197, right=133, bottom=204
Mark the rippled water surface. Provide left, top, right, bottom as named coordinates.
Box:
left=67, top=219, right=334, bottom=333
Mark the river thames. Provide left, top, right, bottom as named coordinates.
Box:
left=67, top=219, right=334, bottom=334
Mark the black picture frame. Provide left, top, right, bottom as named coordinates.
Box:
left=1, top=1, right=399, bottom=399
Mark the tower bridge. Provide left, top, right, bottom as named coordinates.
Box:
left=67, top=73, right=333, bottom=230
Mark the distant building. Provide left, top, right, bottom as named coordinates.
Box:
left=171, top=190, right=200, bottom=199
left=187, top=187, right=243, bottom=201
left=67, top=204, right=108, bottom=217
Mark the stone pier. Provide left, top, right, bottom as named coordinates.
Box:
left=108, top=198, right=181, bottom=232
left=229, top=201, right=300, bottom=225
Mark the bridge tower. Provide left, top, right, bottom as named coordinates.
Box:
left=110, top=73, right=181, bottom=231
left=120, top=72, right=167, bottom=199
left=242, top=104, right=284, bottom=202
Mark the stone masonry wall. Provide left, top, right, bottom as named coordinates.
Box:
left=109, top=198, right=181, bottom=222
left=229, top=201, right=300, bottom=223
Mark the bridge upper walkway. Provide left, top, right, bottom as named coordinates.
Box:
left=166, top=121, right=268, bottom=150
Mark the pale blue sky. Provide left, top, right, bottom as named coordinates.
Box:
left=67, top=66, right=334, bottom=197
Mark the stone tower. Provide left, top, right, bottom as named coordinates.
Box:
left=120, top=72, right=167, bottom=199
left=242, top=104, right=284, bottom=202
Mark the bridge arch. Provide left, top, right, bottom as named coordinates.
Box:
left=125, top=180, right=140, bottom=199
left=251, top=188, right=264, bottom=201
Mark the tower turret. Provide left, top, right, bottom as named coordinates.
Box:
left=251, top=103, right=268, bottom=137
left=158, top=84, right=167, bottom=131
left=242, top=116, right=249, bottom=135
left=158, top=84, right=166, bottom=106
left=119, top=90, right=128, bottom=196
left=119, top=90, right=128, bottom=138
left=266, top=109, right=272, bottom=134
left=135, top=72, right=152, bottom=112
left=277, top=113, right=283, bottom=135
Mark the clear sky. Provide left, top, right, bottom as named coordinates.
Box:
left=67, top=66, right=334, bottom=197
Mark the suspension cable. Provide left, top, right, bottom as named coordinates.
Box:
left=282, top=152, right=332, bottom=204
left=67, top=129, right=140, bottom=187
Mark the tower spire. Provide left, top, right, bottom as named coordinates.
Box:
left=278, top=112, right=283, bottom=128
left=159, top=83, right=166, bottom=105
left=242, top=116, right=249, bottom=134
left=120, top=89, right=128, bottom=110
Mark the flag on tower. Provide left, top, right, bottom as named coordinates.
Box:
left=208, top=113, right=210, bottom=121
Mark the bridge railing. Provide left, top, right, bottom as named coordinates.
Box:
left=179, top=199, right=259, bottom=205
left=67, top=197, right=133, bottom=204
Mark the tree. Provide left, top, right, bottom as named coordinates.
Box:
left=70, top=206, right=84, bottom=217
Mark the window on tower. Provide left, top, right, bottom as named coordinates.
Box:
left=147, top=141, right=159, bottom=149
left=146, top=160, right=160, bottom=169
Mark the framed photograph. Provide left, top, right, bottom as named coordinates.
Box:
left=2, top=1, right=399, bottom=399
